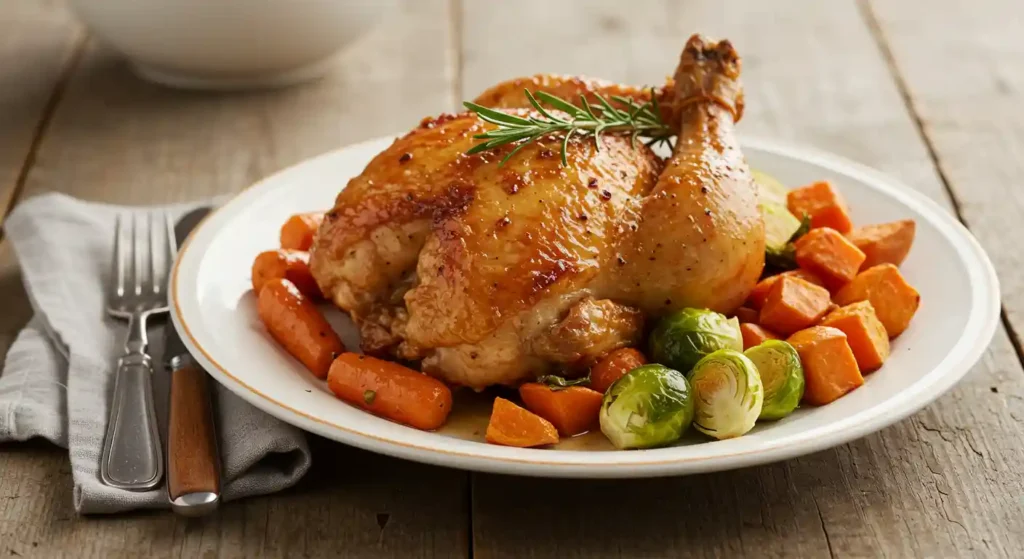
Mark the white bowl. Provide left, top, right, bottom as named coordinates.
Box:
left=68, top=0, right=395, bottom=90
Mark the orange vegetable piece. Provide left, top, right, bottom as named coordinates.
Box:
left=758, top=276, right=832, bottom=335
left=590, top=348, right=646, bottom=393
left=740, top=323, right=780, bottom=350
left=794, top=227, right=866, bottom=288
left=847, top=219, right=916, bottom=269
left=328, top=352, right=453, bottom=430
left=821, top=301, right=890, bottom=372
left=519, top=384, right=604, bottom=436
left=733, top=306, right=760, bottom=324
left=280, top=212, right=324, bottom=251
left=787, top=326, right=864, bottom=405
left=834, top=264, right=920, bottom=338
left=787, top=181, right=853, bottom=234
left=486, top=397, right=559, bottom=447
left=748, top=269, right=826, bottom=310
left=251, top=249, right=322, bottom=298
left=258, top=278, right=344, bottom=379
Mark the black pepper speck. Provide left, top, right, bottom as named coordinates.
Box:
left=399, top=152, right=413, bottom=163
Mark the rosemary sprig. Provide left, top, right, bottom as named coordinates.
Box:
left=463, top=89, right=674, bottom=166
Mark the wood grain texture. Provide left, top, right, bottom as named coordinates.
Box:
left=0, top=0, right=82, bottom=224
left=167, top=362, right=220, bottom=501
left=865, top=0, right=1024, bottom=373
left=463, top=1, right=1024, bottom=557
left=0, top=1, right=471, bottom=557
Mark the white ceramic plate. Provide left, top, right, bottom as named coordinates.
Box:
left=170, top=136, right=1000, bottom=478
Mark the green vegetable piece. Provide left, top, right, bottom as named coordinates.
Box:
left=688, top=349, right=763, bottom=440
left=648, top=308, right=743, bottom=373
left=762, top=202, right=802, bottom=252
left=762, top=214, right=812, bottom=274
left=744, top=340, right=805, bottom=420
left=752, top=169, right=789, bottom=207
left=599, top=364, right=695, bottom=449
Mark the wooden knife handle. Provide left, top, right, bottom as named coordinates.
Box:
left=167, top=361, right=221, bottom=504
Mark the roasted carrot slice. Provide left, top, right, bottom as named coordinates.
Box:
left=519, top=384, right=604, bottom=436
left=847, top=219, right=916, bottom=269
left=834, top=264, right=920, bottom=338
left=821, top=301, right=890, bottom=372
left=748, top=269, right=826, bottom=310
left=251, top=249, right=322, bottom=298
left=328, top=353, right=453, bottom=430
left=486, top=397, right=559, bottom=447
left=786, top=180, right=853, bottom=234
left=280, top=212, right=324, bottom=251
left=794, top=227, right=866, bottom=288
left=590, top=348, right=647, bottom=393
left=787, top=326, right=864, bottom=405
left=740, top=323, right=780, bottom=350
left=758, top=276, right=832, bottom=335
left=258, top=278, right=344, bottom=378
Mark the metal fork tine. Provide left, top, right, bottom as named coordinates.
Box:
left=149, top=212, right=159, bottom=295
left=111, top=215, right=125, bottom=300
left=132, top=213, right=142, bottom=296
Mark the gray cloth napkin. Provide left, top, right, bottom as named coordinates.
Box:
left=0, top=193, right=312, bottom=514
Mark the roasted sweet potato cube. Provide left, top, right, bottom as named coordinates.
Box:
left=794, top=227, right=866, bottom=288
left=740, top=323, right=780, bottom=350
left=787, top=181, right=853, bottom=234
left=733, top=306, right=760, bottom=324
left=747, top=269, right=826, bottom=310
left=787, top=326, right=864, bottom=405
left=821, top=301, right=890, bottom=372
left=847, top=219, right=916, bottom=269
left=834, top=264, right=920, bottom=338
left=759, top=276, right=832, bottom=335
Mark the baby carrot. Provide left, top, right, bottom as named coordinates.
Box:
left=257, top=278, right=344, bottom=379
left=328, top=353, right=453, bottom=431
left=251, top=249, right=322, bottom=298
left=590, top=347, right=647, bottom=393
left=280, top=212, right=324, bottom=251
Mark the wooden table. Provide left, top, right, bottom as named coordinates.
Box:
left=2, top=1, right=1023, bottom=557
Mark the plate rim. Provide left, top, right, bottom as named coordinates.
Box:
left=170, top=134, right=1002, bottom=478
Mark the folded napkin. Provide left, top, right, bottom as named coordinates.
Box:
left=0, top=193, right=311, bottom=514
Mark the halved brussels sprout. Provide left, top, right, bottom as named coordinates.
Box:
left=688, top=349, right=763, bottom=440
left=745, top=340, right=804, bottom=420
left=648, top=308, right=743, bottom=373
left=752, top=169, right=789, bottom=208
left=599, top=364, right=695, bottom=449
left=762, top=202, right=802, bottom=253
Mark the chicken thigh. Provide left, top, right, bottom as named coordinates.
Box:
left=310, top=34, right=763, bottom=389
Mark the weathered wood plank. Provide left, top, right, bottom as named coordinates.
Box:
left=0, top=0, right=82, bottom=224
left=865, top=0, right=1024, bottom=376
left=463, top=1, right=1024, bottom=557
left=0, top=1, right=470, bottom=557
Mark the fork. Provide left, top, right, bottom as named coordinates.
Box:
left=99, top=213, right=176, bottom=491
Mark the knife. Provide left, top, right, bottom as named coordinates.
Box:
left=165, top=207, right=221, bottom=517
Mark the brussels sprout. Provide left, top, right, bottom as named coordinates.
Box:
left=648, top=308, right=743, bottom=373
left=745, top=340, right=805, bottom=420
left=752, top=169, right=789, bottom=207
left=762, top=202, right=802, bottom=252
left=599, top=364, right=695, bottom=449
left=688, top=349, right=763, bottom=440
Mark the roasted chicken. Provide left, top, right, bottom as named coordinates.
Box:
left=310, top=35, right=764, bottom=389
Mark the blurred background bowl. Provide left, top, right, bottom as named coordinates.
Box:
left=67, top=0, right=396, bottom=90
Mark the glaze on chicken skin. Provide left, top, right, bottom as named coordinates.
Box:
left=310, top=34, right=764, bottom=389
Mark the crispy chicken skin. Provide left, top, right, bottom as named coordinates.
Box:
left=310, top=34, right=763, bottom=389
